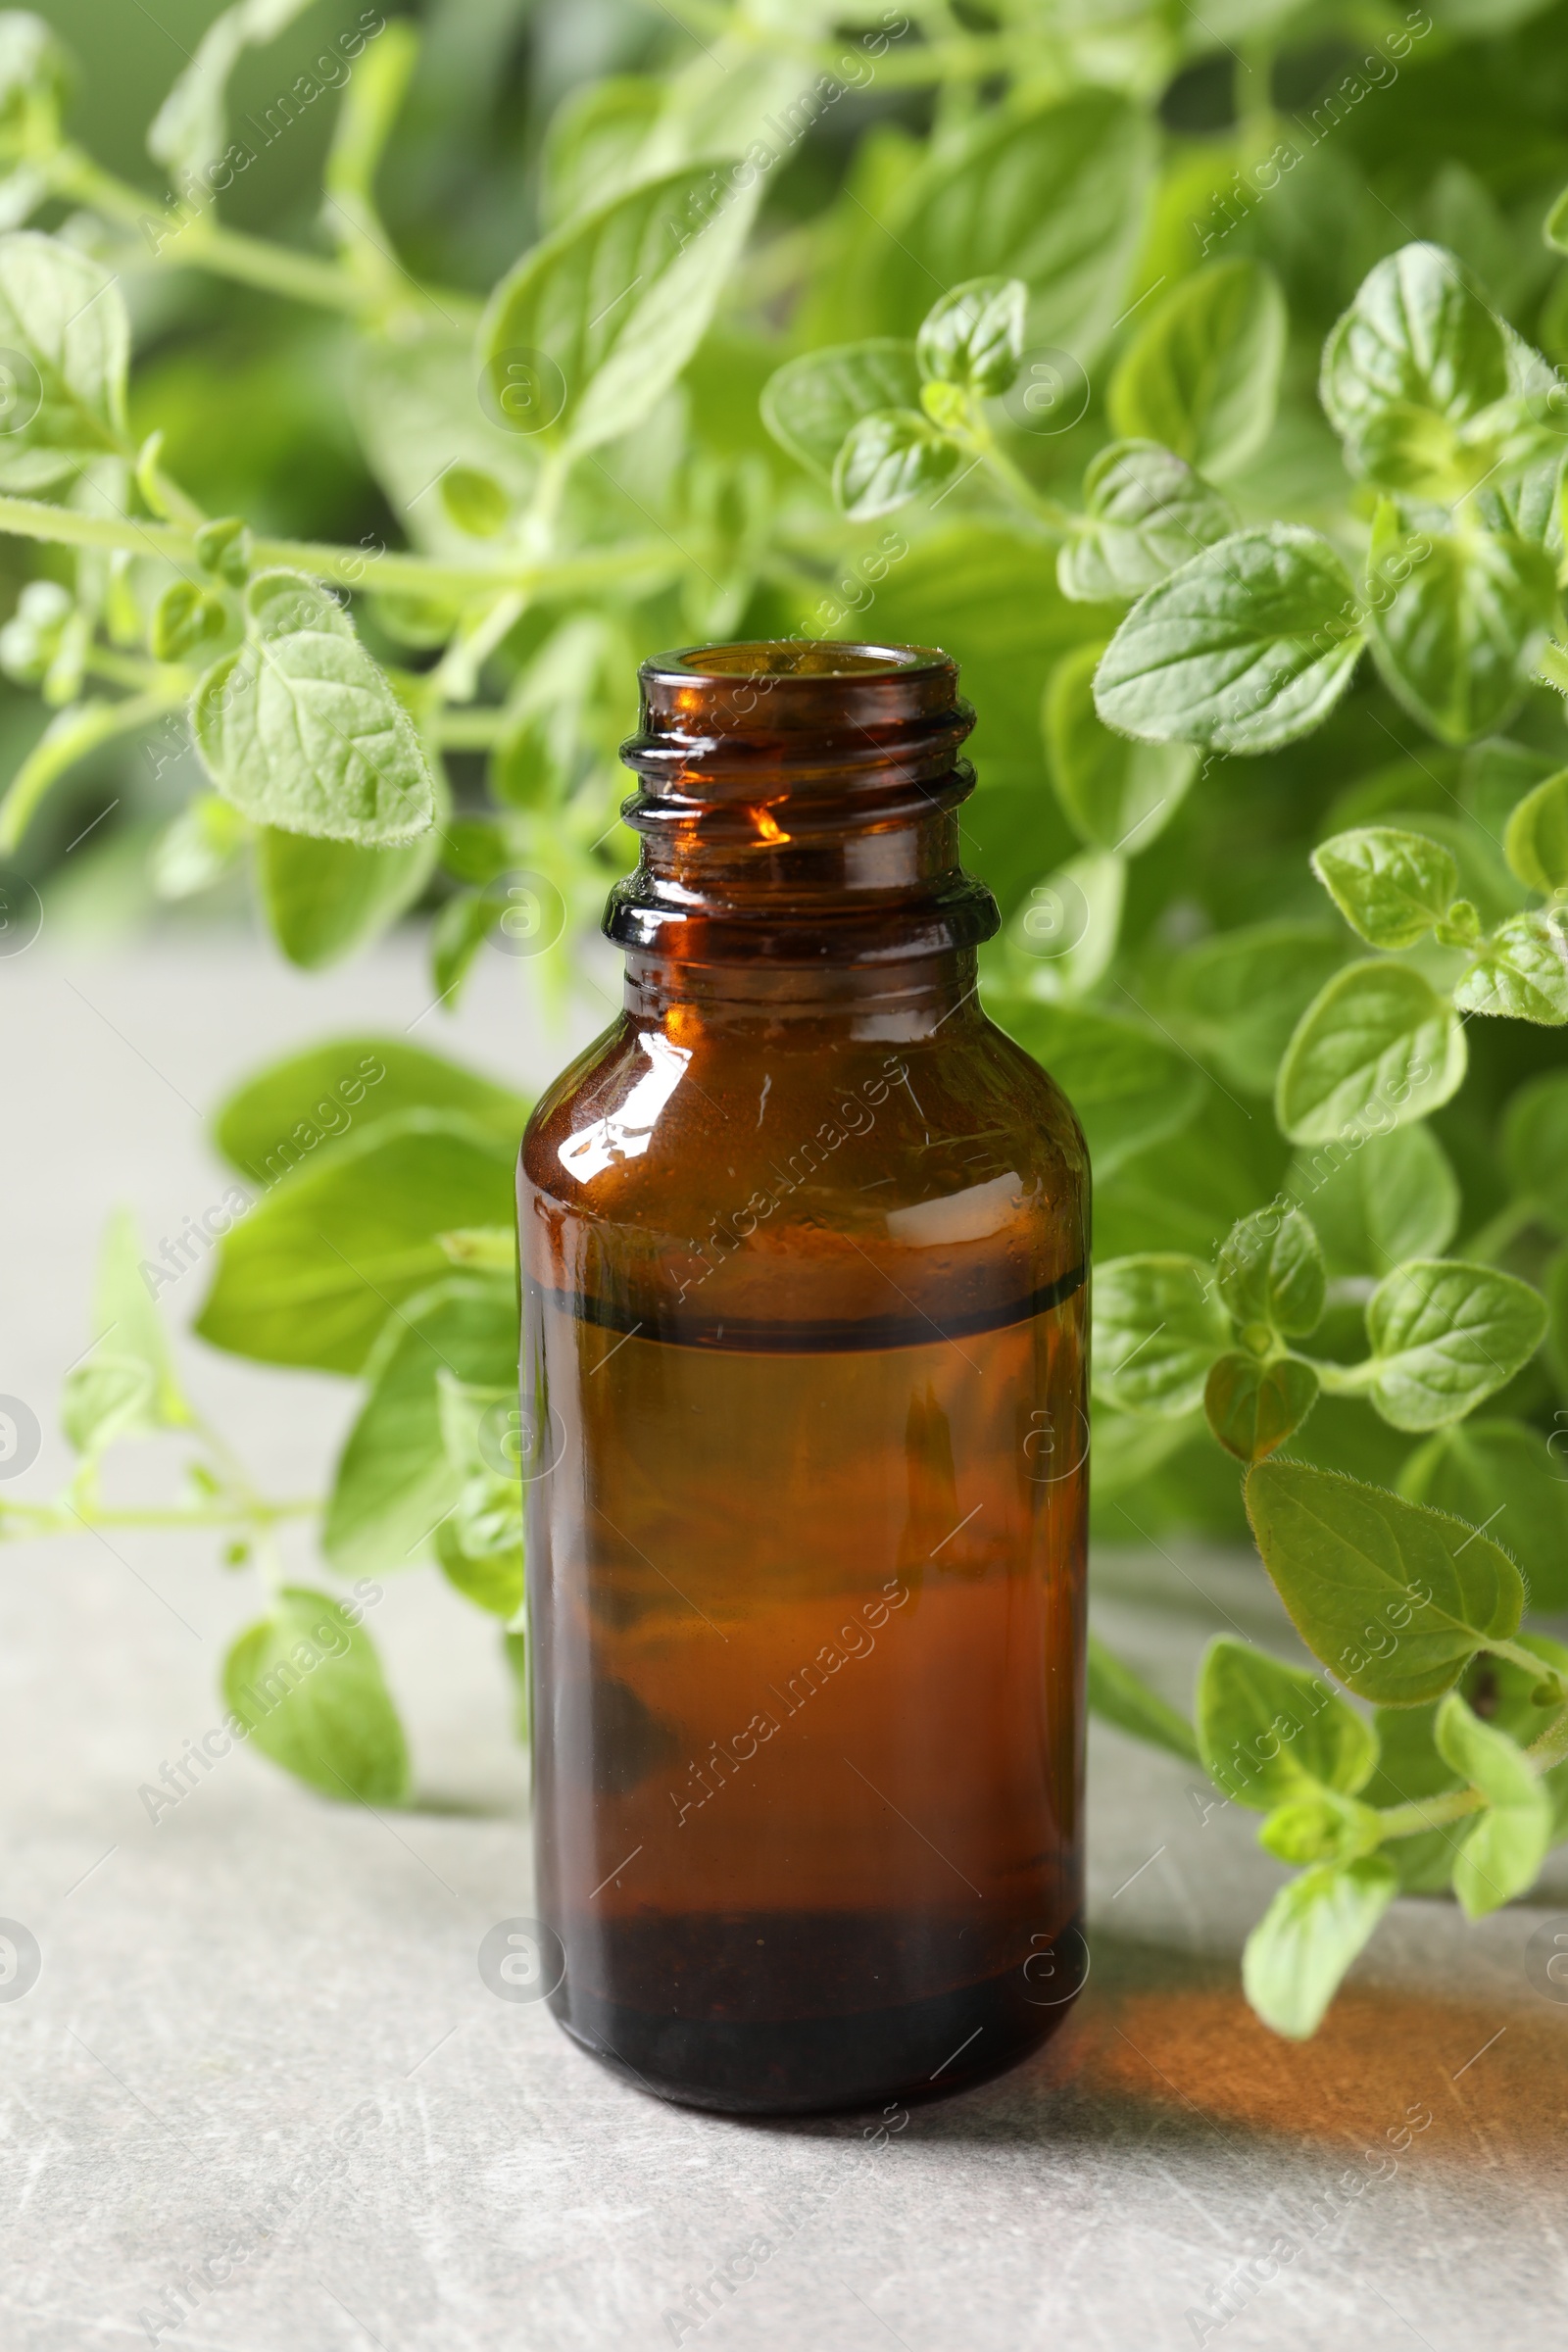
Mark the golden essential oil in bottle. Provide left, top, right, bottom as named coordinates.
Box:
left=517, top=641, right=1088, bottom=2114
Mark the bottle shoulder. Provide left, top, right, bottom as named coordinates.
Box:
left=519, top=1007, right=1087, bottom=1337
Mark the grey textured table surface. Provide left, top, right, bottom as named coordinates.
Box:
left=3, top=931, right=1566, bottom=2352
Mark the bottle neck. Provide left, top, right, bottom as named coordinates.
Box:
left=620, top=945, right=984, bottom=1039
left=606, top=641, right=1000, bottom=995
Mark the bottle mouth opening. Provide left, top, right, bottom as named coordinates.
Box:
left=647, top=640, right=951, bottom=683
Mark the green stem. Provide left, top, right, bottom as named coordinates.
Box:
left=321, top=21, right=420, bottom=304
left=0, top=492, right=681, bottom=601
left=432, top=588, right=528, bottom=702
left=85, top=646, right=169, bottom=690
left=969, top=427, right=1072, bottom=535
left=639, top=0, right=1030, bottom=87
left=43, top=144, right=479, bottom=326
left=0, top=494, right=192, bottom=564
left=0, top=682, right=189, bottom=853
left=1492, top=1637, right=1568, bottom=1695
left=1374, top=1787, right=1485, bottom=1839
left=1292, top=1352, right=1376, bottom=1396
left=1, top=1498, right=319, bottom=1534
left=430, top=448, right=571, bottom=701
left=1373, top=1699, right=1568, bottom=1841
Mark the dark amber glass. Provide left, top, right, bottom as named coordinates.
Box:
left=517, top=641, right=1089, bottom=2115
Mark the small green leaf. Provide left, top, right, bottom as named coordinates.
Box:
left=1217, top=1206, right=1325, bottom=1337
left=1287, top=1123, right=1459, bottom=1276
left=439, top=465, right=511, bottom=539
left=0, top=577, right=72, bottom=686
left=986, top=998, right=1201, bottom=1176
left=537, top=74, right=663, bottom=230
left=436, top=1368, right=514, bottom=1482
left=1044, top=641, right=1197, bottom=853
left=1399, top=1419, right=1568, bottom=1616
left=1310, top=826, right=1460, bottom=951
left=428, top=888, right=501, bottom=1010
left=197, top=1111, right=516, bottom=1373
left=0, top=232, right=129, bottom=492
left=1454, top=909, right=1568, bottom=1024
left=255, top=825, right=438, bottom=972
left=1321, top=244, right=1510, bottom=470
left=1094, top=526, right=1363, bottom=756
left=1198, top=1637, right=1377, bottom=1809
left=1057, top=439, right=1236, bottom=604
left=1107, top=259, right=1287, bottom=477
left=1547, top=183, right=1568, bottom=257
left=1091, top=1254, right=1231, bottom=1417
left=324, top=1279, right=518, bottom=1578
left=213, top=1037, right=527, bottom=1186
left=151, top=581, right=229, bottom=664
left=1365, top=528, right=1557, bottom=746
left=760, top=339, right=922, bottom=481
left=1503, top=767, right=1568, bottom=892
left=193, top=571, right=435, bottom=847
left=88, top=1204, right=191, bottom=1427
left=223, top=1586, right=410, bottom=1807
left=1245, top=1459, right=1525, bottom=1704
left=1002, top=847, right=1122, bottom=1003
left=1085, top=1632, right=1200, bottom=1763
left=1242, top=1858, right=1398, bottom=2038
left=1435, top=1691, right=1551, bottom=1918
left=831, top=408, right=959, bottom=520
left=61, top=1356, right=155, bottom=1457
left=62, top=1206, right=191, bottom=1452
left=867, top=90, right=1154, bottom=359
left=1168, top=921, right=1346, bottom=1096
left=916, top=275, right=1026, bottom=395
left=150, top=794, right=247, bottom=905
left=0, top=15, right=69, bottom=151
left=193, top=515, right=251, bottom=584
left=479, top=164, right=759, bottom=459
left=1205, top=1353, right=1320, bottom=1464
left=149, top=0, right=316, bottom=180
left=1257, top=1791, right=1383, bottom=1866
left=1365, top=1259, right=1546, bottom=1431
left=1275, top=960, right=1467, bottom=1147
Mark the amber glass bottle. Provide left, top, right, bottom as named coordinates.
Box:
left=517, top=641, right=1088, bottom=2115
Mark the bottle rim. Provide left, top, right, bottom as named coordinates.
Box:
left=642, top=639, right=952, bottom=684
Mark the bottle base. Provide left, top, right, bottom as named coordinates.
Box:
left=545, top=1952, right=1080, bottom=2117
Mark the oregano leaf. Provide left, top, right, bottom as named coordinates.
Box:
left=0, top=231, right=129, bottom=491
left=1245, top=1459, right=1524, bottom=1705
left=223, top=1586, right=410, bottom=1806
left=193, top=571, right=435, bottom=847
left=1094, top=527, right=1364, bottom=755
left=1364, top=1258, right=1546, bottom=1431
left=1275, top=961, right=1467, bottom=1146
left=1057, top=439, right=1236, bottom=604
left=1435, top=1692, right=1551, bottom=1919
left=479, top=164, right=760, bottom=459
left=1107, top=259, right=1287, bottom=477
left=1242, top=1858, right=1397, bottom=2038
left=1309, top=826, right=1460, bottom=951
